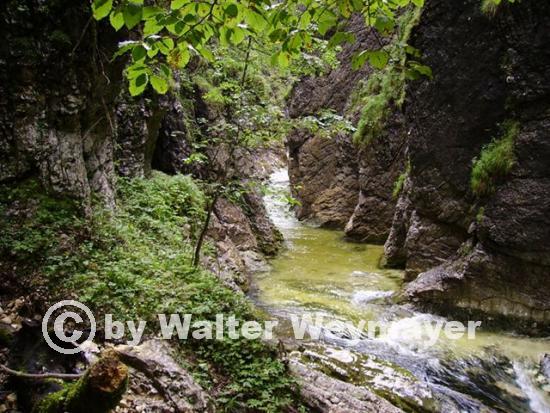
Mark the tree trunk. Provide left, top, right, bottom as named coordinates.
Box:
left=193, top=192, right=219, bottom=267
left=33, top=352, right=128, bottom=413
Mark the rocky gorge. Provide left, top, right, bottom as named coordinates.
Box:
left=0, top=0, right=549, bottom=411
left=286, top=0, right=550, bottom=334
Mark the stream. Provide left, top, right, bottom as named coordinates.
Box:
left=251, top=169, right=550, bottom=413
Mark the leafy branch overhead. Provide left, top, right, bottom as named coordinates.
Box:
left=92, top=0, right=428, bottom=95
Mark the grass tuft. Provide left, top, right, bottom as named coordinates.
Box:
left=471, top=120, right=519, bottom=196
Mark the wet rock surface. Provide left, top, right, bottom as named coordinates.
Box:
left=290, top=360, right=403, bottom=413
left=287, top=129, right=359, bottom=228
left=345, top=111, right=407, bottom=243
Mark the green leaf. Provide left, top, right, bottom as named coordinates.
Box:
left=244, top=9, right=267, bottom=32
left=129, top=73, right=149, bottom=96
left=131, top=45, right=147, bottom=62
left=127, top=63, right=148, bottom=80
left=170, top=0, right=187, bottom=10
left=230, top=27, right=246, bottom=45
left=195, top=45, right=214, bottom=62
left=219, top=26, right=231, bottom=47
left=268, top=28, right=286, bottom=42
left=351, top=50, right=369, bottom=70
left=367, top=50, right=389, bottom=69
left=352, top=50, right=389, bottom=70
left=143, top=6, right=163, bottom=19
left=144, top=19, right=163, bottom=36
left=412, top=0, right=425, bottom=7
left=160, top=64, right=172, bottom=78
left=317, top=10, right=337, bottom=36
left=408, top=61, right=433, bottom=78
left=92, top=0, right=113, bottom=20
left=169, top=45, right=190, bottom=67
left=373, top=14, right=395, bottom=34
left=298, top=10, right=311, bottom=30
left=272, top=51, right=290, bottom=68
left=285, top=34, right=302, bottom=52
left=123, top=3, right=143, bottom=30
left=112, top=42, right=138, bottom=60
left=156, top=38, right=175, bottom=55
left=328, top=31, right=355, bottom=48
left=150, top=75, right=169, bottom=94
left=147, top=47, right=159, bottom=58
left=225, top=3, right=239, bottom=18
left=405, top=45, right=421, bottom=57
left=109, top=10, right=124, bottom=30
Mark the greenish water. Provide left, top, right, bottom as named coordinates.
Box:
left=252, top=169, right=550, bottom=413
left=257, top=229, right=402, bottom=324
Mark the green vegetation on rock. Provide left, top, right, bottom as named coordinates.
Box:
left=392, top=161, right=411, bottom=199
left=481, top=0, right=517, bottom=16
left=352, top=8, right=426, bottom=145
left=471, top=120, right=519, bottom=196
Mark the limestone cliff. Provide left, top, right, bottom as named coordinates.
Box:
left=287, top=0, right=550, bottom=331
left=392, top=0, right=550, bottom=332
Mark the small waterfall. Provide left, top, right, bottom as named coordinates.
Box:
left=513, top=361, right=550, bottom=413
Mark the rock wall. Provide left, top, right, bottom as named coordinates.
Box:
left=286, top=15, right=407, bottom=240
left=387, top=0, right=550, bottom=331
left=287, top=1, right=550, bottom=331
left=0, top=0, right=282, bottom=288
left=0, top=0, right=123, bottom=210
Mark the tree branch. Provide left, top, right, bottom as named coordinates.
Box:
left=0, top=364, right=83, bottom=381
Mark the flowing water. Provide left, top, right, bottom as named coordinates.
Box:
left=251, top=169, right=550, bottom=413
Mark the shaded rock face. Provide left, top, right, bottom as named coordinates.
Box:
left=389, top=0, right=550, bottom=331
left=115, top=93, right=166, bottom=179
left=286, top=15, right=406, bottom=239
left=206, top=150, right=285, bottom=289
left=287, top=129, right=359, bottom=228
left=0, top=0, right=123, bottom=209
left=345, top=111, right=407, bottom=243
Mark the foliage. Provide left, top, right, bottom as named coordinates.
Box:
left=471, top=120, right=519, bottom=196
left=392, top=161, right=410, bottom=199
left=91, top=0, right=426, bottom=95
left=0, top=180, right=85, bottom=262
left=287, top=37, right=341, bottom=77
left=476, top=207, right=485, bottom=224
left=293, top=109, right=356, bottom=140
left=1, top=175, right=298, bottom=411
left=191, top=44, right=292, bottom=149
left=352, top=8, right=427, bottom=145
left=481, top=0, right=517, bottom=16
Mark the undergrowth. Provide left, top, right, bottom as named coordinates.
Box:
left=471, top=120, right=519, bottom=196
left=0, top=173, right=299, bottom=412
